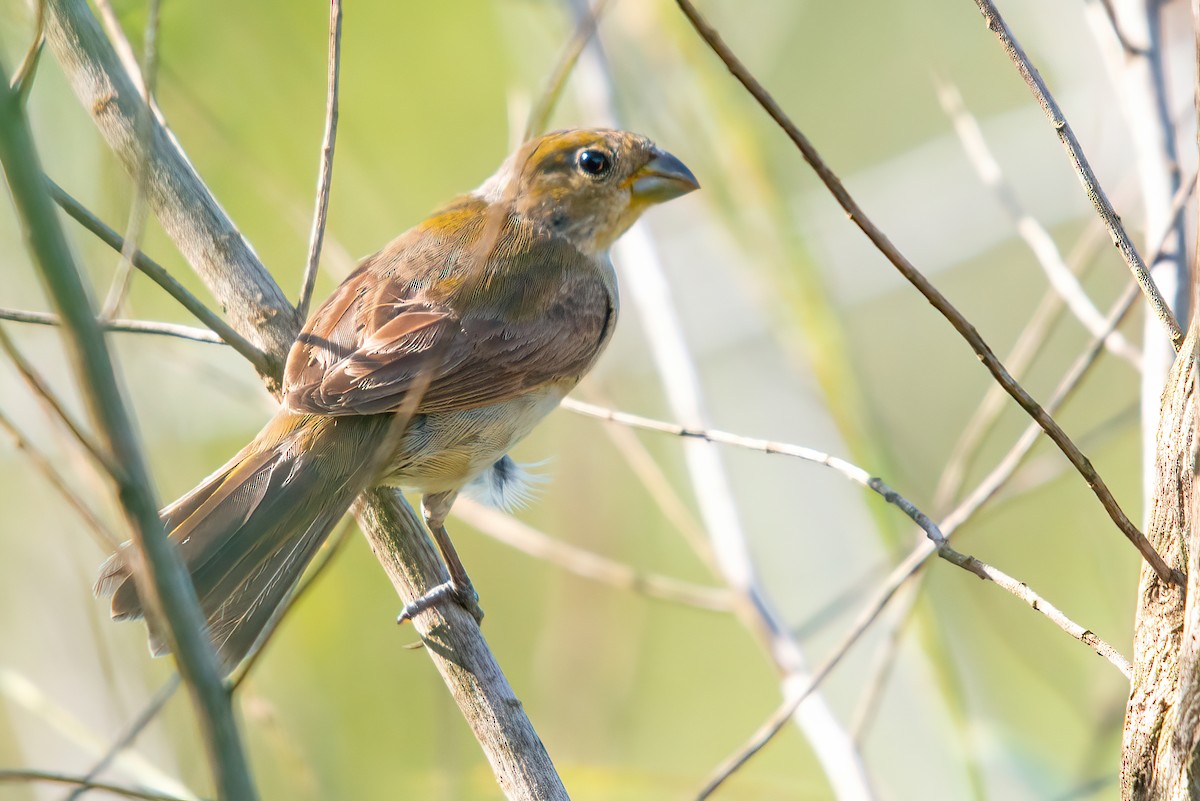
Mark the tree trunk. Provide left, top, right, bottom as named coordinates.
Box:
left=1123, top=314, right=1200, bottom=799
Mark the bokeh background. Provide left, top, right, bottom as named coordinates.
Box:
left=1, top=1, right=1195, bottom=798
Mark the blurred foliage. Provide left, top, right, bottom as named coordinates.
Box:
left=0, top=0, right=1170, bottom=799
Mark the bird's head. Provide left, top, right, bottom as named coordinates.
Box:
left=476, top=128, right=699, bottom=255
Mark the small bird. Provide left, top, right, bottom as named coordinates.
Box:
left=96, top=128, right=698, bottom=671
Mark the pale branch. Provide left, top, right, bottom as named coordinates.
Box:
left=697, top=506, right=1131, bottom=800
left=0, top=324, right=113, bottom=475
left=675, top=0, right=1180, bottom=588
left=0, top=405, right=118, bottom=550
left=524, top=0, right=614, bottom=140
left=44, top=0, right=297, bottom=387
left=296, top=0, right=342, bottom=322
left=99, top=0, right=160, bottom=320
left=936, top=78, right=1141, bottom=368
left=452, top=498, right=734, bottom=612
left=46, top=179, right=272, bottom=372
left=0, top=769, right=202, bottom=801
left=0, top=307, right=224, bottom=345
left=967, top=0, right=1183, bottom=348
left=64, top=674, right=183, bottom=801
left=10, top=0, right=45, bottom=104
left=571, top=11, right=876, bottom=798
left=0, top=67, right=257, bottom=801
left=356, top=491, right=570, bottom=801
left=1087, top=0, right=1148, bottom=55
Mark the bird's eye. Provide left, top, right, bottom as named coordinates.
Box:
left=577, top=148, right=612, bottom=177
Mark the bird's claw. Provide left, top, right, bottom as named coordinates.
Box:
left=397, top=579, right=484, bottom=625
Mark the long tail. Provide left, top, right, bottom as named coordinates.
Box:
left=96, top=411, right=391, bottom=672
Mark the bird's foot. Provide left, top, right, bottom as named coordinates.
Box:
left=397, top=579, right=484, bottom=625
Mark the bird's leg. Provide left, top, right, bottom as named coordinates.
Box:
left=397, top=490, right=485, bottom=624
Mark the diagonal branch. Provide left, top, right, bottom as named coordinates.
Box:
left=0, top=307, right=224, bottom=345
left=968, top=0, right=1183, bottom=348
left=674, top=0, right=1181, bottom=589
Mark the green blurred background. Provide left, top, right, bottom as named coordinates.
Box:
left=0, top=0, right=1185, bottom=798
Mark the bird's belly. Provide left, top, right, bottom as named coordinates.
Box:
left=382, top=384, right=571, bottom=495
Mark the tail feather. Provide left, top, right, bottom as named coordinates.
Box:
left=97, top=411, right=391, bottom=671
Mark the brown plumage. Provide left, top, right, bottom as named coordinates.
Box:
left=96, top=129, right=698, bottom=671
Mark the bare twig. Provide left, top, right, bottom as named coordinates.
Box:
left=64, top=674, right=182, bottom=801
left=0, top=69, right=257, bottom=801
left=0, top=769, right=202, bottom=801
left=10, top=0, right=46, bottom=103
left=99, top=0, right=161, bottom=320
left=696, top=520, right=1131, bottom=799
left=1088, top=0, right=1148, bottom=55
left=524, top=0, right=614, bottom=140
left=45, top=0, right=297, bottom=386
left=47, top=179, right=272, bottom=372
left=0, top=307, right=224, bottom=345
left=0, top=325, right=113, bottom=474
left=936, top=78, right=1141, bottom=368
left=967, top=0, right=1183, bottom=348
left=675, top=0, right=1180, bottom=588
left=452, top=498, right=734, bottom=611
left=0, top=405, right=118, bottom=550
left=296, top=0, right=342, bottom=322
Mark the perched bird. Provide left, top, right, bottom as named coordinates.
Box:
left=96, top=128, right=698, bottom=671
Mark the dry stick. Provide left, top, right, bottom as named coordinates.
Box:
left=523, top=0, right=614, bottom=140
left=46, top=180, right=272, bottom=373
left=44, top=0, right=297, bottom=388
left=10, top=0, right=45, bottom=104
left=967, top=0, right=1182, bottom=348
left=452, top=498, right=734, bottom=612
left=99, top=0, right=160, bottom=320
left=0, top=406, right=118, bottom=550
left=936, top=78, right=1142, bottom=368
left=932, top=217, right=1111, bottom=512
left=0, top=307, right=224, bottom=345
left=295, top=0, right=342, bottom=322
left=0, top=70, right=257, bottom=801
left=1089, top=0, right=1148, bottom=56
left=675, top=0, right=1180, bottom=589
left=694, top=490, right=1132, bottom=799
left=0, top=325, right=114, bottom=474
left=569, top=8, right=876, bottom=799
left=0, top=770, right=202, bottom=801
left=63, top=674, right=183, bottom=801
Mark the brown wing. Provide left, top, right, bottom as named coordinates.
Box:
left=283, top=209, right=615, bottom=416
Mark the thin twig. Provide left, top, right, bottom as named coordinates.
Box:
left=696, top=524, right=1130, bottom=798
left=0, top=405, right=118, bottom=550
left=296, top=0, right=342, bottom=322
left=0, top=70, right=258, bottom=801
left=0, top=324, right=114, bottom=475
left=10, top=0, right=46, bottom=104
left=967, top=0, right=1182, bottom=348
left=936, top=78, right=1141, bottom=368
left=48, top=180, right=274, bottom=375
left=64, top=674, right=182, bottom=801
left=0, top=307, right=224, bottom=345
left=524, top=0, right=614, bottom=140
left=0, top=769, right=203, bottom=801
left=675, top=0, right=1181, bottom=588
left=452, top=498, right=734, bottom=611
left=1089, top=0, right=1148, bottom=55
left=99, top=0, right=160, bottom=320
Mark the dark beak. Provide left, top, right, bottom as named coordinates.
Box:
left=630, top=148, right=700, bottom=203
